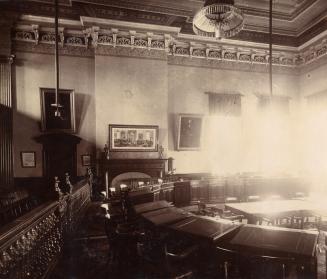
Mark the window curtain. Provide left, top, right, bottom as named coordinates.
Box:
left=306, top=91, right=327, bottom=111
left=207, top=92, right=242, bottom=116
left=205, top=92, right=243, bottom=174
left=256, top=95, right=292, bottom=174
left=257, top=95, right=290, bottom=114
left=303, top=91, right=327, bottom=184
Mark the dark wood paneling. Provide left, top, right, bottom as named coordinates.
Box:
left=160, top=182, right=174, bottom=203
left=0, top=57, right=14, bottom=190
left=173, top=181, right=190, bottom=206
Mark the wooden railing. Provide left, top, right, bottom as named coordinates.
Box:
left=0, top=178, right=91, bottom=279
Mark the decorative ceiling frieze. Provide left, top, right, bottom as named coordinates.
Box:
left=4, top=0, right=327, bottom=46
left=11, top=16, right=327, bottom=74
left=167, top=55, right=300, bottom=75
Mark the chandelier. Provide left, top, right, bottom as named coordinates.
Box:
left=193, top=0, right=244, bottom=39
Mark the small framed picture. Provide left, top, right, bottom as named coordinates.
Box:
left=21, top=151, right=36, bottom=168
left=81, top=154, right=91, bottom=166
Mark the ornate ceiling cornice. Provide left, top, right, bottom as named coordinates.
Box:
left=6, top=0, right=327, bottom=43
left=11, top=16, right=327, bottom=74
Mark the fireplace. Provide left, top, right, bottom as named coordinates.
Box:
left=100, top=158, right=168, bottom=194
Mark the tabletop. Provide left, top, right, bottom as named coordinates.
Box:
left=225, top=199, right=327, bottom=219
left=230, top=224, right=319, bottom=257
left=133, top=200, right=173, bottom=214
left=169, top=216, right=242, bottom=242
left=141, top=207, right=192, bottom=226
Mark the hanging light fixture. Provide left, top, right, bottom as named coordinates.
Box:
left=193, top=0, right=244, bottom=40
left=51, top=0, right=63, bottom=117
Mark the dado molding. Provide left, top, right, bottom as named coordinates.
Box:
left=12, top=15, right=327, bottom=73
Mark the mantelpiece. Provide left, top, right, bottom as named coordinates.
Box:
left=99, top=158, right=169, bottom=193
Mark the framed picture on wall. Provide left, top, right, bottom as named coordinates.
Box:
left=81, top=154, right=92, bottom=166
left=40, top=88, right=75, bottom=133
left=21, top=151, right=36, bottom=168
left=109, top=124, right=159, bottom=152
left=176, top=114, right=203, bottom=151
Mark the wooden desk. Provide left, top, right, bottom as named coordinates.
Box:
left=133, top=200, right=173, bottom=214
left=141, top=207, right=191, bottom=226
left=225, top=199, right=325, bottom=224
left=227, top=224, right=319, bottom=279
left=230, top=224, right=319, bottom=257
left=169, top=216, right=242, bottom=243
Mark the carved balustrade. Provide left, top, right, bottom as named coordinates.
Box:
left=0, top=178, right=91, bottom=279
left=0, top=201, right=61, bottom=279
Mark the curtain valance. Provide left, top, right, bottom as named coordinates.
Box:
left=206, top=92, right=242, bottom=116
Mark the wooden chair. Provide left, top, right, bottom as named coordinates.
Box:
left=163, top=241, right=198, bottom=279
left=266, top=194, right=282, bottom=200
left=225, top=197, right=239, bottom=203
left=246, top=195, right=261, bottom=202
left=216, top=246, right=240, bottom=279
left=246, top=254, right=295, bottom=279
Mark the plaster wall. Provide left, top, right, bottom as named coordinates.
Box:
left=12, top=50, right=302, bottom=178
left=94, top=55, right=168, bottom=159
left=13, top=52, right=95, bottom=177
left=167, top=64, right=300, bottom=174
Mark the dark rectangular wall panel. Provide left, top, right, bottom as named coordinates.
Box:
left=0, top=56, right=13, bottom=189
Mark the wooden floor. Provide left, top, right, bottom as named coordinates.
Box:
left=50, top=202, right=327, bottom=279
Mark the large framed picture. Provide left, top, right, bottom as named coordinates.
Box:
left=21, top=151, right=36, bottom=168
left=40, top=88, right=75, bottom=133
left=176, top=114, right=203, bottom=151
left=109, top=124, right=159, bottom=152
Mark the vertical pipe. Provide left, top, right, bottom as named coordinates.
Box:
left=54, top=0, right=59, bottom=108
left=269, top=0, right=273, bottom=97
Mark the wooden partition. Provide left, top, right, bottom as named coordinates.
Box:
left=0, top=179, right=91, bottom=279
left=126, top=175, right=308, bottom=208
left=168, top=175, right=309, bottom=205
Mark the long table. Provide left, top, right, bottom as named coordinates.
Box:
left=225, top=199, right=327, bottom=225
left=133, top=200, right=173, bottom=214
left=169, top=216, right=242, bottom=243
left=141, top=207, right=192, bottom=226
left=230, top=224, right=319, bottom=257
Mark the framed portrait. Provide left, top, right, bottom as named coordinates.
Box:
left=176, top=114, right=203, bottom=151
left=81, top=154, right=91, bottom=166
left=40, top=88, right=75, bottom=133
left=21, top=151, right=36, bottom=168
left=109, top=124, right=159, bottom=152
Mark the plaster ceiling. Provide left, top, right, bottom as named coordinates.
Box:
left=3, top=0, right=327, bottom=46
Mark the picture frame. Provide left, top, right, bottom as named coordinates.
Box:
left=176, top=114, right=203, bottom=151
left=81, top=154, right=92, bottom=166
left=40, top=88, right=75, bottom=133
left=109, top=124, right=159, bottom=152
left=21, top=151, right=36, bottom=168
